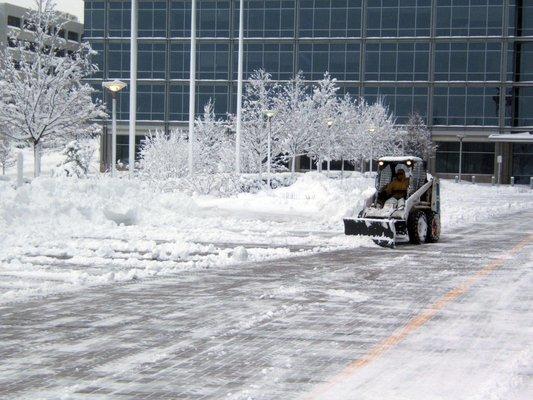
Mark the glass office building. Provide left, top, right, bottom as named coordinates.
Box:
left=84, top=0, right=533, bottom=183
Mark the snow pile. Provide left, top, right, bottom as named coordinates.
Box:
left=202, top=172, right=372, bottom=224
left=0, top=172, right=532, bottom=304
left=440, top=181, right=533, bottom=230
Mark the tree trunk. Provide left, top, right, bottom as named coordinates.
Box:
left=33, top=142, right=41, bottom=178
left=341, top=158, right=344, bottom=177
left=327, top=160, right=331, bottom=173
left=360, top=157, right=364, bottom=173
left=309, top=156, right=312, bottom=171
left=291, top=155, right=296, bottom=174
left=2, top=163, right=4, bottom=175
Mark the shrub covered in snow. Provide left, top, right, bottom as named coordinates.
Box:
left=56, top=140, right=95, bottom=178
left=139, top=101, right=235, bottom=194
left=238, top=173, right=297, bottom=193
left=138, top=130, right=189, bottom=181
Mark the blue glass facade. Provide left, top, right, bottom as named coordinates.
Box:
left=85, top=0, right=533, bottom=180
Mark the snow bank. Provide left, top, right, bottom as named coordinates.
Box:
left=0, top=172, right=532, bottom=304
left=440, top=181, right=533, bottom=230
left=200, top=172, right=372, bottom=224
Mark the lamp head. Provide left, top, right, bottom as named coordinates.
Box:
left=369, top=126, right=376, bottom=133
left=103, top=80, right=127, bottom=93
left=326, top=119, right=334, bottom=127
left=263, top=110, right=276, bottom=119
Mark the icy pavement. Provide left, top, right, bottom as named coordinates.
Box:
left=1, top=209, right=531, bottom=399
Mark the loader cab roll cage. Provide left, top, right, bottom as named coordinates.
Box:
left=375, top=157, right=427, bottom=201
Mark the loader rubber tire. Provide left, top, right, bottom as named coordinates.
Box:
left=408, top=210, right=428, bottom=245
left=425, top=212, right=441, bottom=243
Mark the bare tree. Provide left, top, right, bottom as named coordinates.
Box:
left=403, top=112, right=436, bottom=160
left=308, top=73, right=340, bottom=171
left=194, top=100, right=233, bottom=174
left=0, top=0, right=106, bottom=177
left=238, top=70, right=282, bottom=177
left=277, top=73, right=314, bottom=174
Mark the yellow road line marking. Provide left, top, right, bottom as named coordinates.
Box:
left=306, top=235, right=532, bottom=400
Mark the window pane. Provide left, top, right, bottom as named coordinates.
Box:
left=366, top=0, right=430, bottom=37
left=298, top=43, right=359, bottom=81
left=298, top=0, right=362, bottom=37
left=364, top=42, right=428, bottom=81
left=436, top=2, right=503, bottom=36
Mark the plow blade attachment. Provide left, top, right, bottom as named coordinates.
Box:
left=343, top=218, right=396, bottom=248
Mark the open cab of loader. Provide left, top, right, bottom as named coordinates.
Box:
left=344, top=156, right=441, bottom=248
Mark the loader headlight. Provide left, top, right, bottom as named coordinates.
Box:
left=406, top=160, right=412, bottom=166
left=378, top=161, right=384, bottom=167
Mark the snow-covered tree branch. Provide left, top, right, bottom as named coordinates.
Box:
left=0, top=133, right=14, bottom=175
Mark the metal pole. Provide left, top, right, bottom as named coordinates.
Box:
left=235, top=0, right=244, bottom=174
left=128, top=0, right=138, bottom=174
left=369, top=146, right=373, bottom=174
left=497, top=155, right=502, bottom=186
left=17, top=152, right=23, bottom=188
left=267, top=116, right=272, bottom=188
left=188, top=0, right=197, bottom=176
left=111, top=95, right=117, bottom=177
left=458, top=137, right=463, bottom=182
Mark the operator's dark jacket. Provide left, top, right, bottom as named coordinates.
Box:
left=385, top=177, right=410, bottom=199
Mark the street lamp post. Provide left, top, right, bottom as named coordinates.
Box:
left=103, top=80, right=127, bottom=177
left=188, top=0, right=197, bottom=176
left=235, top=0, right=244, bottom=175
left=457, top=134, right=464, bottom=182
left=326, top=119, right=334, bottom=174
left=264, top=110, right=276, bottom=188
left=368, top=126, right=376, bottom=173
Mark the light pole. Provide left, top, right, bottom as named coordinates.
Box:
left=129, top=0, right=138, bottom=174
left=188, top=0, right=197, bottom=176
left=368, top=126, right=376, bottom=173
left=326, top=119, right=334, bottom=173
left=235, top=0, right=244, bottom=174
left=103, top=80, right=127, bottom=177
left=264, top=110, right=276, bottom=188
left=457, top=134, right=464, bottom=182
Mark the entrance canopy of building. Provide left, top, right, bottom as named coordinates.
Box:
left=488, top=132, right=533, bottom=143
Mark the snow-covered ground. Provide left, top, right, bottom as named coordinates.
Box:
left=1, top=168, right=532, bottom=304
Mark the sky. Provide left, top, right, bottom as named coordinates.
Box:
left=16, top=0, right=84, bottom=21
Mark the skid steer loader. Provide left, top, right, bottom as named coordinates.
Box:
left=344, top=156, right=441, bottom=248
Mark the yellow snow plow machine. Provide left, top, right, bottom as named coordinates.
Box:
left=344, top=156, right=441, bottom=248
